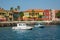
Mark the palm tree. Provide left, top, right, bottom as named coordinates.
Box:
left=15, top=8, right=18, bottom=11
left=32, top=9, right=35, bottom=20
left=13, top=13, right=20, bottom=21
left=10, top=7, right=14, bottom=11
left=19, top=12, right=24, bottom=21
left=17, top=6, right=20, bottom=10
left=32, top=9, right=35, bottom=16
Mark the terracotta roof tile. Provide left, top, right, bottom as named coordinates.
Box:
left=24, top=9, right=44, bottom=12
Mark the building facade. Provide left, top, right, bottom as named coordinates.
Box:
left=0, top=8, right=59, bottom=21
left=0, top=8, right=20, bottom=21
left=0, top=8, right=7, bottom=21
left=43, top=9, right=52, bottom=21
left=23, top=9, right=44, bottom=21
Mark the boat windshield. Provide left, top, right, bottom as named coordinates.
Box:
left=19, top=23, right=26, bottom=26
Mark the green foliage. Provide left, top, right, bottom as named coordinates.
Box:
left=32, top=9, right=35, bottom=13
left=13, top=13, right=19, bottom=18
left=32, top=9, right=35, bottom=16
left=10, top=6, right=20, bottom=11
left=19, top=12, right=24, bottom=17
left=38, top=15, right=43, bottom=18
left=17, top=6, right=20, bottom=10
left=10, top=7, right=13, bottom=11
left=15, top=8, right=17, bottom=11
left=13, top=13, right=20, bottom=21
left=56, top=11, right=60, bottom=18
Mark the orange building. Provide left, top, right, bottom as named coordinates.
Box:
left=0, top=8, right=20, bottom=21
left=23, top=9, right=44, bottom=21
left=0, top=8, right=7, bottom=21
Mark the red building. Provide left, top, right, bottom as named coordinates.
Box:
left=43, top=9, right=51, bottom=21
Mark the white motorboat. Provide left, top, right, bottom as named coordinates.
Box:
left=34, top=23, right=44, bottom=28
left=12, top=23, right=33, bottom=30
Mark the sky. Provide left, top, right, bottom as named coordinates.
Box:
left=0, top=0, right=60, bottom=11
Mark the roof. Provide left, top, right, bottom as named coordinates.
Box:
left=24, top=9, right=44, bottom=13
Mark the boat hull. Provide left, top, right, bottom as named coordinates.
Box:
left=12, top=26, right=33, bottom=30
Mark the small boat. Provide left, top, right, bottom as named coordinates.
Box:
left=12, top=23, right=33, bottom=30
left=34, top=23, right=44, bottom=28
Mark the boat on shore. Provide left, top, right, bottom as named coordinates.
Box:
left=12, top=23, right=33, bottom=30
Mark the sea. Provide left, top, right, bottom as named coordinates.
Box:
left=0, top=25, right=60, bottom=40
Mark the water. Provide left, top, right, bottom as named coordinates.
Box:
left=0, top=25, right=60, bottom=40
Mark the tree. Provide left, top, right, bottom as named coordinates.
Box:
left=38, top=15, right=43, bottom=21
left=38, top=15, right=43, bottom=18
left=17, top=6, right=20, bottom=10
left=19, top=12, right=24, bottom=21
left=56, top=11, right=60, bottom=18
left=10, top=7, right=14, bottom=11
left=13, top=12, right=20, bottom=21
left=19, top=12, right=24, bottom=17
left=32, top=9, right=35, bottom=16
left=15, top=8, right=17, bottom=11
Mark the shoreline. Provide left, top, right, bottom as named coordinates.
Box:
left=0, top=21, right=60, bottom=27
